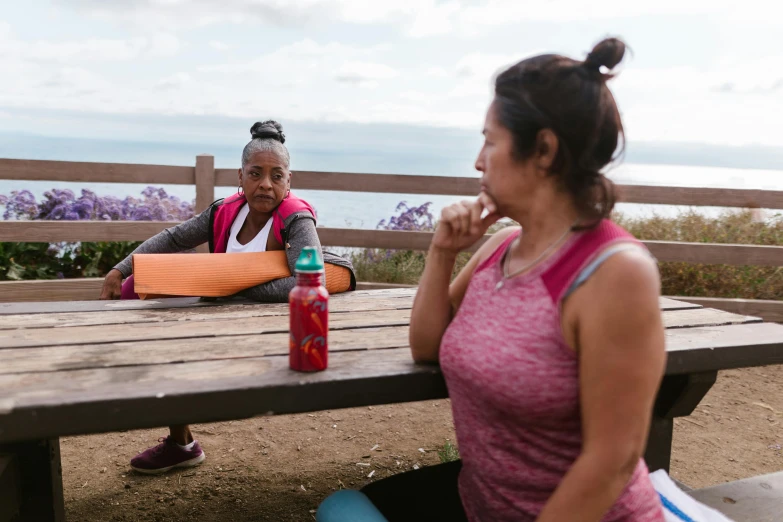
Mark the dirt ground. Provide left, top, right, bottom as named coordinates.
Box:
left=63, top=365, right=783, bottom=522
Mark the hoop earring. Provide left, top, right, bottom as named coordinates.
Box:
left=237, top=183, right=245, bottom=196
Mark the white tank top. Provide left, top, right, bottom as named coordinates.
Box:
left=226, top=204, right=273, bottom=253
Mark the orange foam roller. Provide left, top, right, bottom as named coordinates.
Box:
left=132, top=251, right=352, bottom=299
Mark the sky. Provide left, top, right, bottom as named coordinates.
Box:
left=1, top=0, right=782, bottom=168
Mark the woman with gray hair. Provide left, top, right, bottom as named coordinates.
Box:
left=100, top=120, right=355, bottom=474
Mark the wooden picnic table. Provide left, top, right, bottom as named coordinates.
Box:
left=1, top=288, right=783, bottom=522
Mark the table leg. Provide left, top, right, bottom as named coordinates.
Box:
left=645, top=417, right=673, bottom=473
left=0, top=438, right=65, bottom=522
left=644, top=371, right=717, bottom=473
left=0, top=453, right=21, bottom=522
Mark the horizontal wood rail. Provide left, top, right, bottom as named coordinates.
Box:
left=0, top=158, right=195, bottom=185
left=617, top=185, right=783, bottom=209
left=2, top=157, right=782, bottom=208
left=0, top=221, right=781, bottom=266
left=0, top=221, right=171, bottom=242
left=0, top=279, right=103, bottom=303
left=643, top=241, right=783, bottom=267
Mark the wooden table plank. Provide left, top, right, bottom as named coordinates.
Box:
left=0, top=309, right=413, bottom=349
left=0, top=306, right=745, bottom=352
left=0, top=288, right=418, bottom=316
left=665, top=322, right=783, bottom=374
left=659, top=297, right=702, bottom=311
left=661, top=308, right=760, bottom=329
left=0, top=348, right=448, bottom=443
left=0, top=308, right=762, bottom=375
left=0, top=294, right=416, bottom=331
left=0, top=295, right=698, bottom=332
left=0, top=326, right=411, bottom=374
left=0, top=314, right=771, bottom=387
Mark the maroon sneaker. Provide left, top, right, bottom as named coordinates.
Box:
left=130, top=436, right=206, bottom=475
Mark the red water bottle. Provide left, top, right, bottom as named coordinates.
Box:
left=289, top=247, right=329, bottom=372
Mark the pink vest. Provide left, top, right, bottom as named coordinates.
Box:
left=439, top=220, right=664, bottom=522
left=210, top=191, right=316, bottom=253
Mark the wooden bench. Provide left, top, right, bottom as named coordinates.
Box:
left=689, top=471, right=783, bottom=522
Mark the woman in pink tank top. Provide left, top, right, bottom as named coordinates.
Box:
left=359, top=38, right=667, bottom=521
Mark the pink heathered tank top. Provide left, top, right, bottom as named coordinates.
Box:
left=440, top=220, right=664, bottom=522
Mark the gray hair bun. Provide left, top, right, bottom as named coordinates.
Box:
left=250, top=120, right=285, bottom=144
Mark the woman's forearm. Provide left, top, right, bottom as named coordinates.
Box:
left=239, top=276, right=296, bottom=302
left=113, top=210, right=211, bottom=277
left=535, top=450, right=639, bottom=522
left=409, top=247, right=458, bottom=362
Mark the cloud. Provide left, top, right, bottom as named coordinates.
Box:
left=209, top=40, right=233, bottom=51
left=426, top=67, right=449, bottom=78
left=146, top=33, right=182, bottom=57
left=54, top=0, right=778, bottom=37
left=4, top=2, right=783, bottom=149
left=711, top=78, right=783, bottom=94
left=198, top=39, right=383, bottom=83
left=420, top=0, right=780, bottom=37
left=60, top=0, right=321, bottom=27
left=454, top=52, right=519, bottom=79
left=405, top=1, right=460, bottom=37
left=155, top=72, right=192, bottom=90
left=56, top=0, right=424, bottom=30
left=0, top=27, right=181, bottom=63
left=334, top=61, right=398, bottom=85
left=616, top=57, right=783, bottom=98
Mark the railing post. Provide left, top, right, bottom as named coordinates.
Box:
left=195, top=154, right=215, bottom=214
left=194, top=154, right=215, bottom=253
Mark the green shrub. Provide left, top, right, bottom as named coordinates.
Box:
left=0, top=241, right=141, bottom=281
left=352, top=209, right=782, bottom=300
left=614, top=210, right=782, bottom=300
left=437, top=441, right=460, bottom=464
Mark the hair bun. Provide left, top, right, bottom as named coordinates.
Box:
left=250, top=120, right=286, bottom=144
left=584, top=37, right=626, bottom=73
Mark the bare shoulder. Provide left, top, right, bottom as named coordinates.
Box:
left=565, top=246, right=664, bottom=358
left=590, top=247, right=659, bottom=296
left=564, top=245, right=660, bottom=336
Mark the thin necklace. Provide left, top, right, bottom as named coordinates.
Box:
left=495, top=219, right=579, bottom=291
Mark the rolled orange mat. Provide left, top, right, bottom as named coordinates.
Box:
left=132, top=252, right=352, bottom=299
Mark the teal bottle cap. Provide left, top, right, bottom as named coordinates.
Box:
left=295, top=247, right=324, bottom=272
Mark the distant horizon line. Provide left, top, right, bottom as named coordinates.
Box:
left=1, top=127, right=782, bottom=173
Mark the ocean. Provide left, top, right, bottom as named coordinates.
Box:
left=1, top=132, right=782, bottom=227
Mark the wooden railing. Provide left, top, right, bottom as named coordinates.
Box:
left=1, top=156, right=782, bottom=320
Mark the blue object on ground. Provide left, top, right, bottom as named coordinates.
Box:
left=316, top=490, right=389, bottom=522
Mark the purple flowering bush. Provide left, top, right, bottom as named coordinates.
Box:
left=350, top=201, right=472, bottom=284
left=2, top=187, right=194, bottom=221
left=376, top=201, right=434, bottom=232
left=0, top=187, right=194, bottom=281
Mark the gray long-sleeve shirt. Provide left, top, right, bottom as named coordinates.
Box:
left=113, top=206, right=353, bottom=302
